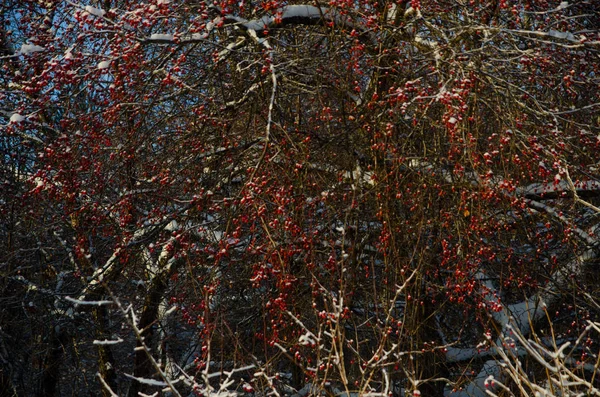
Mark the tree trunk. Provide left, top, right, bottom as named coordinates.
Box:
left=127, top=277, right=168, bottom=397
left=403, top=283, right=447, bottom=397
left=94, top=306, right=117, bottom=397
left=38, top=327, right=67, bottom=397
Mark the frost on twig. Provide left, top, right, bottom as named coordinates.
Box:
left=65, top=296, right=114, bottom=306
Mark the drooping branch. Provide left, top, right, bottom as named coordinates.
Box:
left=518, top=180, right=600, bottom=201
left=220, top=5, right=365, bottom=37
left=142, top=5, right=375, bottom=46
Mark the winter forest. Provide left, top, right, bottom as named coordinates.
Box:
left=1, top=0, right=600, bottom=396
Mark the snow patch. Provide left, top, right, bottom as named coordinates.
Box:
left=165, top=219, right=179, bottom=231
left=123, top=374, right=168, bottom=387
left=66, top=296, right=113, bottom=306
left=93, top=338, right=124, bottom=345
left=97, top=61, right=111, bottom=69
left=9, top=113, right=25, bottom=123
left=386, top=3, right=397, bottom=22
left=20, top=44, right=45, bottom=54
left=164, top=305, right=178, bottom=316
left=298, top=332, right=317, bottom=346
left=189, top=32, right=208, bottom=40
left=84, top=6, right=106, bottom=17
left=150, top=33, right=174, bottom=41
left=239, top=5, right=355, bottom=33
left=547, top=29, right=576, bottom=41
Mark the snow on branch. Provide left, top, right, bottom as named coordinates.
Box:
left=144, top=5, right=375, bottom=46
left=217, top=5, right=359, bottom=35
left=104, top=290, right=183, bottom=397
left=76, top=211, right=191, bottom=302
left=19, top=44, right=45, bottom=54
left=491, top=27, right=599, bottom=48
left=443, top=244, right=598, bottom=396
left=10, top=275, right=59, bottom=297
left=93, top=338, right=124, bottom=345
left=124, top=373, right=169, bottom=387
left=65, top=296, right=114, bottom=306
left=504, top=28, right=579, bottom=43
left=97, top=373, right=119, bottom=397
left=518, top=179, right=600, bottom=201
left=525, top=199, right=599, bottom=246
left=445, top=360, right=501, bottom=397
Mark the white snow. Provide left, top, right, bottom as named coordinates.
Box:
left=165, top=219, right=180, bottom=231
left=547, top=29, right=576, bottom=41
left=20, top=44, right=45, bottom=54
left=281, top=5, right=323, bottom=19
left=150, top=33, right=174, bottom=41
left=386, top=3, right=397, bottom=22
left=123, top=373, right=168, bottom=387
left=9, top=113, right=25, bottom=123
left=188, top=32, right=209, bottom=40
left=65, top=296, right=114, bottom=306
left=163, top=305, right=178, bottom=316
left=237, top=5, right=357, bottom=34
left=97, top=61, right=111, bottom=69
left=448, top=117, right=457, bottom=124
left=445, top=346, right=487, bottom=363
left=93, top=338, right=124, bottom=345
left=84, top=5, right=106, bottom=17
left=518, top=179, right=600, bottom=198
left=298, top=332, right=317, bottom=346
left=243, top=15, right=272, bottom=32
